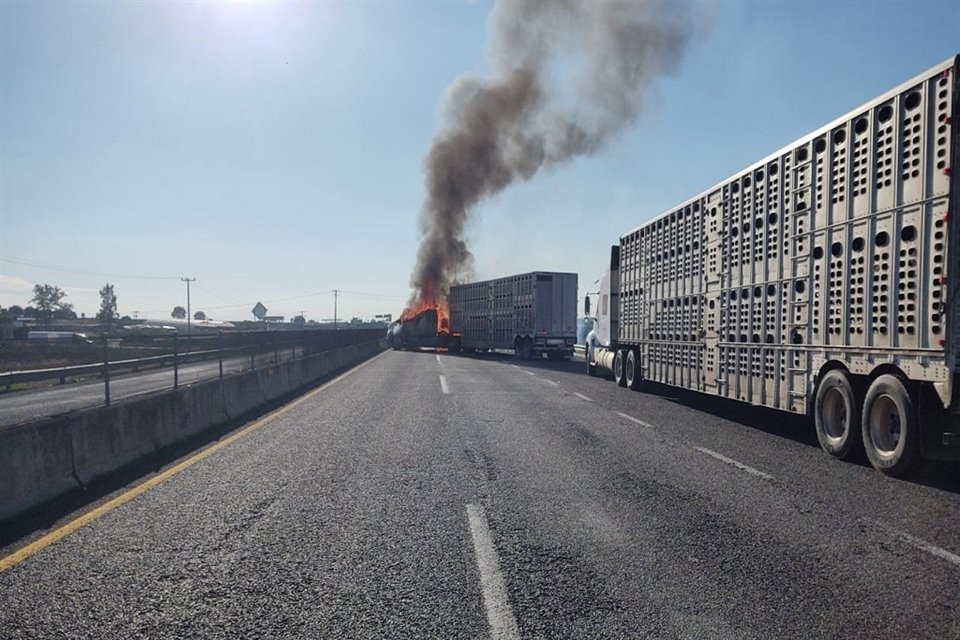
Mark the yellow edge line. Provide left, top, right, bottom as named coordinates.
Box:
left=0, top=349, right=389, bottom=574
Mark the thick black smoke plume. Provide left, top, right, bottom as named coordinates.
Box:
left=407, top=0, right=692, bottom=309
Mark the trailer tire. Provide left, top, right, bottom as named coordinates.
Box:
left=813, top=369, right=861, bottom=459
left=862, top=374, right=920, bottom=477
left=520, top=338, right=532, bottom=360
left=625, top=350, right=642, bottom=391
left=614, top=350, right=627, bottom=387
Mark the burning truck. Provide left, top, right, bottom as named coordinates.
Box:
left=390, top=271, right=577, bottom=359
left=387, top=304, right=457, bottom=351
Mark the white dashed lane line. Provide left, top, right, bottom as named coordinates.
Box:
left=539, top=379, right=560, bottom=387
left=573, top=392, right=593, bottom=402
left=466, top=504, right=521, bottom=640
left=439, top=375, right=449, bottom=394
left=866, top=518, right=960, bottom=568
left=615, top=411, right=655, bottom=429
left=693, top=446, right=774, bottom=480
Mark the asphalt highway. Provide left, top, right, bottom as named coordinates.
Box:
left=1, top=350, right=958, bottom=638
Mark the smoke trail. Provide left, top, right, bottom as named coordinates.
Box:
left=407, top=0, right=693, bottom=309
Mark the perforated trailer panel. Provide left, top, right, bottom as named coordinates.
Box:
left=619, top=56, right=958, bottom=414
left=450, top=272, right=578, bottom=352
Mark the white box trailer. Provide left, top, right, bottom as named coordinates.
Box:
left=450, top=272, right=578, bottom=359
left=586, top=55, right=959, bottom=475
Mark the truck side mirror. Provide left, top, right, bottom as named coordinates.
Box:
left=584, top=295, right=591, bottom=315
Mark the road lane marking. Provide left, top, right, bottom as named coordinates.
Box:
left=0, top=349, right=391, bottom=574
left=573, top=392, right=593, bottom=402
left=466, top=504, right=521, bottom=640
left=539, top=378, right=560, bottom=387
left=523, top=371, right=535, bottom=376
left=436, top=354, right=442, bottom=365
left=867, top=519, right=960, bottom=568
left=615, top=411, right=655, bottom=429
left=439, top=375, right=449, bottom=394
left=693, top=446, right=774, bottom=481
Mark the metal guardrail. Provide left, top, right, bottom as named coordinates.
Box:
left=0, top=348, right=223, bottom=389
left=1, top=328, right=385, bottom=401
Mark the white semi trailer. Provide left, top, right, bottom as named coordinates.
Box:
left=586, top=55, right=959, bottom=476
left=450, top=272, right=578, bottom=359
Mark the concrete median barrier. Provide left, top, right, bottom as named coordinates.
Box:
left=0, top=339, right=386, bottom=523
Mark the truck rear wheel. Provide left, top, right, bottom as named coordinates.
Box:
left=862, top=374, right=920, bottom=477
left=625, top=350, right=642, bottom=391
left=814, top=369, right=860, bottom=459
left=614, top=350, right=626, bottom=387
left=523, top=338, right=535, bottom=360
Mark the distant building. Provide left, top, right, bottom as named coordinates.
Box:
left=264, top=316, right=284, bottom=323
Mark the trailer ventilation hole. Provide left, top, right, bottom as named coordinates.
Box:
left=796, top=147, right=809, bottom=163
left=901, top=225, right=917, bottom=242
left=795, top=280, right=805, bottom=294
left=833, top=129, right=846, bottom=145
left=767, top=284, right=776, bottom=296
left=755, top=169, right=764, bottom=182
left=876, top=231, right=890, bottom=247
left=815, top=138, right=826, bottom=154
left=813, top=246, right=824, bottom=259
left=768, top=212, right=778, bottom=225
left=854, top=118, right=868, bottom=134
left=831, top=242, right=843, bottom=257
left=878, top=104, right=893, bottom=123
left=852, top=237, right=865, bottom=252
left=904, top=91, right=921, bottom=111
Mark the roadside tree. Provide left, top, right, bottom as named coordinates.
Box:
left=31, top=284, right=73, bottom=323
left=97, top=283, right=118, bottom=328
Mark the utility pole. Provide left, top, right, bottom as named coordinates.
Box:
left=333, top=289, right=339, bottom=330
left=182, top=277, right=195, bottom=347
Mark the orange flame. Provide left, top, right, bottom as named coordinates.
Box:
left=400, top=278, right=449, bottom=334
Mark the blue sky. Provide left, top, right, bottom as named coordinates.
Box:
left=1, top=0, right=958, bottom=322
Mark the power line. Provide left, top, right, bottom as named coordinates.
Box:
left=0, top=255, right=181, bottom=280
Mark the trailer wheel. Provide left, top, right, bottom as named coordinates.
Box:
left=813, top=369, right=860, bottom=459
left=524, top=338, right=535, bottom=360
left=614, top=350, right=626, bottom=387
left=862, top=374, right=920, bottom=477
left=625, top=350, right=642, bottom=391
